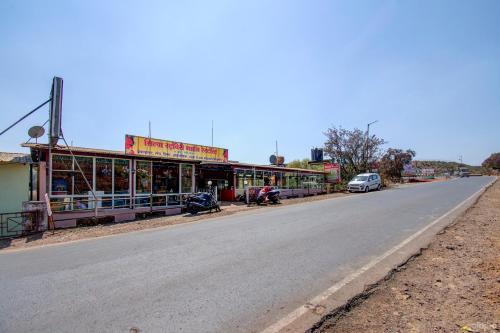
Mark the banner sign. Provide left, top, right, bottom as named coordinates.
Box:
left=125, top=135, right=228, bottom=162
left=324, top=163, right=341, bottom=183
left=402, top=163, right=415, bottom=176
left=420, top=168, right=435, bottom=176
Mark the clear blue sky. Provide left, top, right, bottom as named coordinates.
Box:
left=1, top=0, right=499, bottom=165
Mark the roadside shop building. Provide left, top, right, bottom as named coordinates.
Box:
left=23, top=136, right=326, bottom=228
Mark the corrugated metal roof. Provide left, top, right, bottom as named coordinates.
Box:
left=22, top=143, right=127, bottom=157
left=0, top=152, right=32, bottom=164
left=23, top=143, right=327, bottom=173
left=228, top=161, right=328, bottom=174
left=201, top=161, right=327, bottom=173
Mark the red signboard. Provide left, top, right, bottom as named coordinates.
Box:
left=324, top=163, right=341, bottom=183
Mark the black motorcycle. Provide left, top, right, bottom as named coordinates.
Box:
left=256, top=188, right=280, bottom=205
left=186, top=191, right=221, bottom=214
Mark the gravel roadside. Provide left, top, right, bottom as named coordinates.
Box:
left=0, top=191, right=351, bottom=251
left=312, top=178, right=499, bottom=333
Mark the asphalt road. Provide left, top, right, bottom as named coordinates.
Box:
left=0, top=177, right=494, bottom=333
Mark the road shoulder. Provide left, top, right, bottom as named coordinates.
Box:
left=310, top=177, right=499, bottom=333
left=0, top=192, right=350, bottom=251
left=260, top=177, right=497, bottom=333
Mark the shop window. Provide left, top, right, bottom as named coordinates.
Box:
left=281, top=172, right=288, bottom=188
left=181, top=164, right=193, bottom=193
left=271, top=171, right=283, bottom=187
left=96, top=158, right=112, bottom=194
left=51, top=171, right=72, bottom=195
left=285, top=172, right=299, bottom=189
left=114, top=159, right=130, bottom=194
left=235, top=169, right=257, bottom=188
left=51, top=155, right=75, bottom=196
left=136, top=161, right=152, bottom=194
left=277, top=172, right=284, bottom=187
left=236, top=173, right=246, bottom=189
left=152, top=162, right=179, bottom=194
left=73, top=156, right=93, bottom=195
left=254, top=171, right=264, bottom=187
left=51, top=155, right=94, bottom=196
left=245, top=170, right=254, bottom=187
left=52, top=154, right=72, bottom=170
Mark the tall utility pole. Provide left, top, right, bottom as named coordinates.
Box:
left=211, top=120, right=214, bottom=147
left=365, top=120, right=378, bottom=172
left=148, top=121, right=152, bottom=155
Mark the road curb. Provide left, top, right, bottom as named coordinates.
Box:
left=260, top=177, right=497, bottom=333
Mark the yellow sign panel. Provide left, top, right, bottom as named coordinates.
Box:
left=125, top=135, right=228, bottom=162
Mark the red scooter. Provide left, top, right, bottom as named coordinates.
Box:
left=256, top=186, right=280, bottom=205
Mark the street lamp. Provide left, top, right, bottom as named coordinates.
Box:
left=365, top=120, right=378, bottom=172
left=367, top=120, right=378, bottom=138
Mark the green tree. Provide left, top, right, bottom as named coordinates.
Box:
left=380, top=148, right=416, bottom=180
left=286, top=158, right=311, bottom=169
left=324, top=126, right=386, bottom=181
left=286, top=158, right=323, bottom=171
left=482, top=153, right=500, bottom=170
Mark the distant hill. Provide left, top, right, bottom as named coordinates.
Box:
left=412, top=160, right=483, bottom=175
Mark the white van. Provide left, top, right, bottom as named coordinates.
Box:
left=347, top=173, right=381, bottom=193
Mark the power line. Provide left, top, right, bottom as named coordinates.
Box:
left=0, top=99, right=51, bottom=137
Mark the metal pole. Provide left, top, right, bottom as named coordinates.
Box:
left=60, top=134, right=98, bottom=218
left=211, top=120, right=214, bottom=147
left=365, top=120, right=378, bottom=172
left=148, top=121, right=152, bottom=156
left=366, top=123, right=370, bottom=172
left=48, top=136, right=52, bottom=198
left=245, top=182, right=249, bottom=205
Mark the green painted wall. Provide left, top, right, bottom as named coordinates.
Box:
left=0, top=163, right=30, bottom=214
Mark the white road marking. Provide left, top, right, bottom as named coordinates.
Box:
left=259, top=178, right=495, bottom=333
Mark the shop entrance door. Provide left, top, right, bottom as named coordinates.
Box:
left=207, top=179, right=228, bottom=200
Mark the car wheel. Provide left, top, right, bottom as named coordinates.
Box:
left=377, top=184, right=381, bottom=191
left=364, top=186, right=369, bottom=193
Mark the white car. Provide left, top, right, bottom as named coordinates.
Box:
left=347, top=173, right=381, bottom=193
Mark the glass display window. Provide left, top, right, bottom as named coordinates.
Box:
left=114, top=159, right=130, bottom=194
left=136, top=161, right=152, bottom=194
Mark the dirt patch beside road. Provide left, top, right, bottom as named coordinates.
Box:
left=313, top=179, right=499, bottom=333
left=0, top=192, right=351, bottom=251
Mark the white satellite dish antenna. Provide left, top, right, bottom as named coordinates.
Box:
left=28, top=126, right=45, bottom=143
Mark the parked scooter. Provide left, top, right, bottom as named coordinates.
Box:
left=186, top=185, right=221, bottom=214
left=256, top=187, right=280, bottom=205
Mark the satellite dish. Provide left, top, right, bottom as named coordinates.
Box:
left=269, top=155, right=277, bottom=165
left=28, top=126, right=45, bottom=139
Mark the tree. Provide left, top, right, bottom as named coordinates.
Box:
left=286, top=158, right=323, bottom=171
left=379, top=148, right=416, bottom=180
left=324, top=126, right=386, bottom=181
left=482, top=153, right=500, bottom=170
left=286, top=158, right=311, bottom=169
